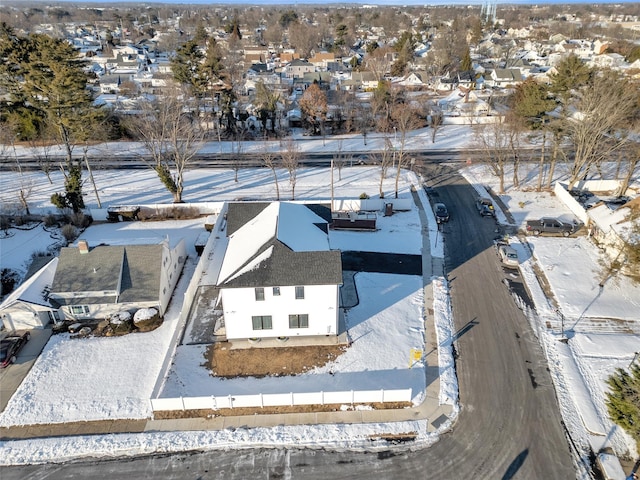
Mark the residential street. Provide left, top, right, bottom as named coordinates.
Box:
left=419, top=165, right=575, bottom=478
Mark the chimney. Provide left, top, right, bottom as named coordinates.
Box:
left=78, top=239, right=89, bottom=254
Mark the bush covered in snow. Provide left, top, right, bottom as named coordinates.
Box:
left=133, top=307, right=161, bottom=331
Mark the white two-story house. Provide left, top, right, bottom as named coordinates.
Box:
left=216, top=202, right=342, bottom=341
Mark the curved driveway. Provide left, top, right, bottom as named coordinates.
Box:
left=3, top=167, right=575, bottom=479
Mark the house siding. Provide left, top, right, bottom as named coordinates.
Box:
left=221, top=284, right=339, bottom=340
left=157, top=239, right=187, bottom=315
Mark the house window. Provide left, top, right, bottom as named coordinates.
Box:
left=289, top=314, right=309, bottom=328
left=295, top=286, right=305, bottom=299
left=252, top=315, right=272, bottom=330
left=255, top=287, right=265, bottom=301
left=273, top=287, right=280, bottom=296
left=70, top=305, right=90, bottom=315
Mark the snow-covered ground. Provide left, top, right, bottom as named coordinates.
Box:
left=1, top=128, right=638, bottom=474
left=463, top=162, right=640, bottom=473
left=0, top=164, right=459, bottom=465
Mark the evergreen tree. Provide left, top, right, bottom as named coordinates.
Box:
left=0, top=27, right=99, bottom=212
left=193, top=21, right=208, bottom=46
left=50, top=164, right=84, bottom=212
left=606, top=364, right=640, bottom=453
left=170, top=39, right=206, bottom=97
left=549, top=53, right=592, bottom=104
left=254, top=81, right=280, bottom=135
left=511, top=78, right=556, bottom=128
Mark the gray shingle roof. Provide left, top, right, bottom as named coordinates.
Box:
left=51, top=244, right=163, bottom=303
left=221, top=241, right=342, bottom=288
left=118, top=245, right=163, bottom=303
left=221, top=202, right=342, bottom=288
left=52, top=246, right=124, bottom=293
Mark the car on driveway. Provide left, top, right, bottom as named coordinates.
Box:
left=434, top=203, right=450, bottom=223
left=476, top=197, right=496, bottom=217
left=0, top=331, right=31, bottom=368
left=497, top=244, right=519, bottom=268
left=526, top=217, right=581, bottom=236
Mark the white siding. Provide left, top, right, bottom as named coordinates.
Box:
left=61, top=301, right=159, bottom=321
left=221, top=284, right=339, bottom=340
left=158, top=239, right=187, bottom=315
left=1, top=306, right=55, bottom=330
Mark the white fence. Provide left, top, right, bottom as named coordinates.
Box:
left=150, top=388, right=413, bottom=413
left=572, top=179, right=622, bottom=194
left=553, top=182, right=589, bottom=224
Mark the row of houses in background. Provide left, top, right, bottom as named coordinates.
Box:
left=60, top=21, right=640, bottom=115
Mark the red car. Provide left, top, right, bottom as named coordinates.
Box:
left=0, top=332, right=31, bottom=368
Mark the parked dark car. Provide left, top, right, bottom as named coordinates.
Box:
left=0, top=331, right=30, bottom=368
left=475, top=197, right=496, bottom=217
left=434, top=203, right=450, bottom=223
left=525, top=217, right=581, bottom=237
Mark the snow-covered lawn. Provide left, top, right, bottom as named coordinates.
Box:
left=163, top=272, right=427, bottom=404
left=0, top=164, right=460, bottom=465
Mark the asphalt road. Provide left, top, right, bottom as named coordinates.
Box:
left=3, top=166, right=576, bottom=479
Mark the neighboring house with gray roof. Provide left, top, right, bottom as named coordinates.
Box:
left=488, top=68, right=523, bottom=87
left=49, top=239, right=186, bottom=321
left=216, top=202, right=342, bottom=341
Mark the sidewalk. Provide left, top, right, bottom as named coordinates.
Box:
left=1, top=187, right=454, bottom=442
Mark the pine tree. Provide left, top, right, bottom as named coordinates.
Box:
left=170, top=39, right=206, bottom=97
left=511, top=78, right=556, bottom=128
left=549, top=53, right=592, bottom=104
left=606, top=364, right=640, bottom=453
left=1, top=28, right=100, bottom=212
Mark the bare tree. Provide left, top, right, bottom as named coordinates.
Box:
left=474, top=115, right=511, bottom=193
left=618, top=138, right=640, bottom=196
left=425, top=101, right=443, bottom=144
left=299, top=84, right=327, bottom=136
left=0, top=125, right=33, bottom=215
left=16, top=168, right=33, bottom=215
left=281, top=137, right=300, bottom=200
left=391, top=105, right=422, bottom=198
left=27, top=126, right=56, bottom=184
left=368, top=138, right=395, bottom=199
left=331, top=141, right=350, bottom=182
left=545, top=123, right=567, bottom=191
left=128, top=87, right=205, bottom=203
left=261, top=149, right=280, bottom=201
left=563, top=72, right=638, bottom=191
left=364, top=46, right=393, bottom=82
left=505, top=111, right=525, bottom=189
left=231, top=126, right=249, bottom=183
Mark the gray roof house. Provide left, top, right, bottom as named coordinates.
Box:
left=488, top=68, right=523, bottom=87
left=216, top=202, right=343, bottom=342
left=49, top=239, right=186, bottom=320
